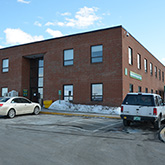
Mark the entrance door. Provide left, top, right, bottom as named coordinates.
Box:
left=30, top=57, right=43, bottom=103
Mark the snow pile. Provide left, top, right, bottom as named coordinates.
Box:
left=48, top=100, right=120, bottom=115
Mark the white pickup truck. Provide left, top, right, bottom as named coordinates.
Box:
left=120, top=93, right=165, bottom=129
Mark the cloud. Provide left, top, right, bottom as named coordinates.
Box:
left=46, top=28, right=63, bottom=38
left=45, top=22, right=56, bottom=26
left=4, top=28, right=44, bottom=45
left=61, top=12, right=71, bottom=16
left=17, top=0, right=31, bottom=4
left=56, top=6, right=101, bottom=28
left=34, top=21, right=42, bottom=27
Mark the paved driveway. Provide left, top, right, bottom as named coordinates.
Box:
left=0, top=114, right=164, bottom=165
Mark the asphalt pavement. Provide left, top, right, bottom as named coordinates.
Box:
left=40, top=107, right=121, bottom=119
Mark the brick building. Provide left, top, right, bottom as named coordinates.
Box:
left=0, top=26, right=165, bottom=106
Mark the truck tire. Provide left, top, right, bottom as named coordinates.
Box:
left=123, top=119, right=131, bottom=126
left=154, top=118, right=161, bottom=130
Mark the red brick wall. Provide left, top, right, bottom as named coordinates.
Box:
left=122, top=28, right=165, bottom=100
left=1, top=26, right=164, bottom=106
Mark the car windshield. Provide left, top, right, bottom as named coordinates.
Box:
left=0, top=97, right=10, bottom=102
left=122, top=94, right=155, bottom=106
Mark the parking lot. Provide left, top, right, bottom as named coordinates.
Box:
left=0, top=114, right=165, bottom=165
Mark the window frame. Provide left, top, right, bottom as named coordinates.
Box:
left=162, top=72, right=164, bottom=82
left=2, top=58, right=9, bottom=73
left=63, top=84, right=73, bottom=101
left=144, top=58, right=148, bottom=73
left=91, top=45, right=103, bottom=64
left=128, top=47, right=133, bottom=65
left=63, top=49, right=74, bottom=66
left=129, top=84, right=133, bottom=93
left=91, top=83, right=103, bottom=101
left=159, top=69, right=161, bottom=80
left=155, top=66, right=157, bottom=78
left=1, top=87, right=8, bottom=97
left=137, top=54, right=141, bottom=69
left=150, top=62, right=153, bottom=76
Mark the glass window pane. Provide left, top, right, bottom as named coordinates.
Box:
left=91, top=45, right=102, bottom=57
left=3, top=59, right=9, bottom=68
left=2, top=88, right=8, bottom=97
left=38, top=78, right=43, bottom=87
left=64, top=60, right=73, bottom=66
left=64, top=85, right=73, bottom=101
left=2, top=68, right=9, bottom=72
left=38, top=68, right=43, bottom=77
left=91, top=57, right=103, bottom=63
left=64, top=49, right=73, bottom=60
left=39, top=59, right=44, bottom=67
left=38, top=88, right=43, bottom=99
left=92, top=84, right=103, bottom=101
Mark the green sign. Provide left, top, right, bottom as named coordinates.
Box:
left=125, top=68, right=128, bottom=76
left=130, top=71, right=142, bottom=81
left=58, top=90, right=61, bottom=95
left=23, top=89, right=28, bottom=97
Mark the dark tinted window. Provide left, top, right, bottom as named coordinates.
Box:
left=12, top=98, right=22, bottom=103
left=0, top=97, right=10, bottom=102
left=20, top=98, right=31, bottom=103
left=123, top=94, right=155, bottom=106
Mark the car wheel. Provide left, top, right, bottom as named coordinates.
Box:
left=33, top=106, right=40, bottom=115
left=123, top=119, right=131, bottom=126
left=7, top=109, right=16, bottom=118
left=158, top=125, right=165, bottom=143
left=154, top=118, right=161, bottom=130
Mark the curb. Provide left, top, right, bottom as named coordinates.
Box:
left=40, top=111, right=121, bottom=119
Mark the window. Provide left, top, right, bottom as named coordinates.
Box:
left=155, top=66, right=157, bottom=78
left=145, top=88, right=148, bottom=93
left=38, top=59, right=44, bottom=99
left=162, top=72, right=164, bottom=82
left=1, top=87, right=8, bottom=97
left=63, top=85, right=73, bottom=101
left=91, top=45, right=103, bottom=63
left=144, top=58, right=147, bottom=72
left=64, top=49, right=74, bottom=66
left=128, top=47, right=133, bottom=65
left=129, top=84, right=133, bottom=92
left=159, top=69, right=161, bottom=80
left=2, top=59, right=9, bottom=72
left=137, top=54, right=141, bottom=69
left=150, top=63, right=153, bottom=76
left=91, top=84, right=103, bottom=101
left=151, top=89, right=153, bottom=93
left=138, top=86, right=142, bottom=92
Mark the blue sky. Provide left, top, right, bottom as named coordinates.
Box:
left=0, top=0, right=165, bottom=65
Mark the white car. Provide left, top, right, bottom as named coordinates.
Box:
left=121, top=93, right=165, bottom=129
left=0, top=96, right=41, bottom=118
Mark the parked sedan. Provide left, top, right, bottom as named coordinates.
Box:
left=0, top=96, right=41, bottom=118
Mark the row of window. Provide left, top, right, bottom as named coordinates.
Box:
left=1, top=45, right=103, bottom=73
left=129, top=84, right=163, bottom=96
left=128, top=47, right=164, bottom=82
left=1, top=83, right=103, bottom=101
left=63, top=84, right=103, bottom=101
left=64, top=45, right=103, bottom=66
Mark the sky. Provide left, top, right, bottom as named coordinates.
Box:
left=0, top=0, right=165, bottom=65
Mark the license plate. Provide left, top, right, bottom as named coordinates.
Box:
left=134, top=117, right=141, bottom=121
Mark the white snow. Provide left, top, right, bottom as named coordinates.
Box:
left=48, top=100, right=121, bottom=115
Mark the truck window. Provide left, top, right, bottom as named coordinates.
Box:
left=123, top=94, right=155, bottom=106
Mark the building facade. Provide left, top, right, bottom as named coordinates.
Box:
left=0, top=26, right=165, bottom=106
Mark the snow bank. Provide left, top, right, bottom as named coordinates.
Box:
left=48, top=100, right=121, bottom=115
